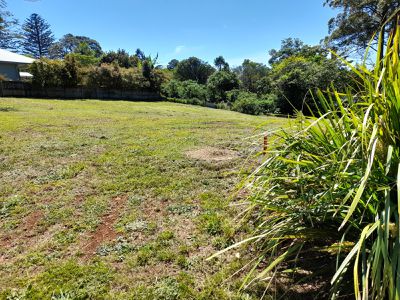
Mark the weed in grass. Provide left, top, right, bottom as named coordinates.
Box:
left=136, top=246, right=153, bottom=266
left=53, top=230, right=77, bottom=246
left=178, top=244, right=190, bottom=255
left=0, top=106, right=17, bottom=112
left=124, top=220, right=148, bottom=232
left=59, top=162, right=85, bottom=179
left=0, top=195, right=26, bottom=219
left=167, top=204, right=195, bottom=215
left=97, top=237, right=135, bottom=257
left=153, top=278, right=183, bottom=300
left=157, top=230, right=175, bottom=242
left=198, top=212, right=225, bottom=236
left=156, top=249, right=176, bottom=262
left=176, top=254, right=190, bottom=269
left=127, top=195, right=143, bottom=207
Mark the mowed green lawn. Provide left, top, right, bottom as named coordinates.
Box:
left=0, top=98, right=287, bottom=299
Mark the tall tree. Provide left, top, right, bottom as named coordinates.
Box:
left=207, top=70, right=239, bottom=101
left=101, top=49, right=139, bottom=68
left=21, top=13, right=54, bottom=58
left=167, top=59, right=179, bottom=70
left=233, top=59, right=268, bottom=93
left=324, top=0, right=400, bottom=55
left=49, top=33, right=102, bottom=58
left=175, top=57, right=215, bottom=84
left=214, top=55, right=229, bottom=71
left=269, top=38, right=329, bottom=65
left=135, top=48, right=146, bottom=61
left=0, top=0, right=19, bottom=50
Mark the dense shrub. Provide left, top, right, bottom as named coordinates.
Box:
left=162, top=80, right=207, bottom=102
left=85, top=64, right=168, bottom=91
left=67, top=53, right=100, bottom=67
left=161, top=79, right=181, bottom=98
left=29, top=52, right=169, bottom=92
left=229, top=90, right=277, bottom=115
left=101, top=49, right=140, bottom=68
left=30, top=58, right=79, bottom=88
left=86, top=64, right=123, bottom=89
left=178, top=80, right=207, bottom=101
left=120, top=68, right=151, bottom=90
left=206, top=71, right=239, bottom=102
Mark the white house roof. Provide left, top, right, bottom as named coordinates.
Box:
left=19, top=71, right=33, bottom=78
left=0, top=49, right=35, bottom=64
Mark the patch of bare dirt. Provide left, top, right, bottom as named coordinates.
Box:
left=186, top=147, right=239, bottom=162
left=0, top=210, right=44, bottom=249
left=0, top=210, right=47, bottom=263
left=80, top=195, right=128, bottom=259
left=22, top=210, right=44, bottom=238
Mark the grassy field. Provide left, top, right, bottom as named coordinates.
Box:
left=0, top=98, right=287, bottom=299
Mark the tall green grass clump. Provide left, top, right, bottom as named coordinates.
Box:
left=211, top=23, right=400, bottom=299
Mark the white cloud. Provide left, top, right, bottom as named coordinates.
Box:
left=174, top=45, right=185, bottom=54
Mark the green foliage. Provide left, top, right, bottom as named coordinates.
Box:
left=30, top=58, right=79, bottom=88
left=84, top=64, right=166, bottom=91
left=86, top=63, right=123, bottom=89
left=60, top=55, right=79, bottom=87
left=233, top=59, right=269, bottom=93
left=325, top=0, right=400, bottom=54
left=49, top=33, right=103, bottom=59
left=229, top=90, right=277, bottom=115
left=100, top=49, right=139, bottom=68
left=162, top=79, right=207, bottom=102
left=270, top=54, right=349, bottom=114
left=218, top=25, right=400, bottom=299
left=214, top=56, right=229, bottom=71
left=199, top=212, right=225, bottom=236
left=0, top=0, right=19, bottom=50
left=175, top=57, right=215, bottom=84
left=167, top=59, right=179, bottom=70
left=161, top=79, right=181, bottom=98
left=269, top=38, right=328, bottom=65
left=207, top=71, right=239, bottom=102
left=66, top=52, right=100, bottom=67
left=21, top=13, right=55, bottom=58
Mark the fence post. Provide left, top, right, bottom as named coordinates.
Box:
left=0, top=81, right=3, bottom=97
left=263, top=135, right=268, bottom=154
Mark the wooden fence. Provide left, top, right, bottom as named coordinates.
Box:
left=0, top=81, right=163, bottom=101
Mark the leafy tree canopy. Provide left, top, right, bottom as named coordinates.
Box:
left=233, top=59, right=269, bottom=93
left=167, top=59, right=179, bottom=70
left=49, top=33, right=102, bottom=59
left=174, top=57, right=215, bottom=84
left=324, top=0, right=400, bottom=54
left=271, top=55, right=349, bottom=114
left=101, top=49, right=139, bottom=68
left=207, top=70, right=239, bottom=101
left=269, top=38, right=328, bottom=65
left=214, top=56, right=229, bottom=71
left=0, top=0, right=19, bottom=50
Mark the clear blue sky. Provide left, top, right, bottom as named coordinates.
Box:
left=9, top=0, right=337, bottom=66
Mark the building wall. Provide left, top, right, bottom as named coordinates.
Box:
left=0, top=63, right=20, bottom=81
